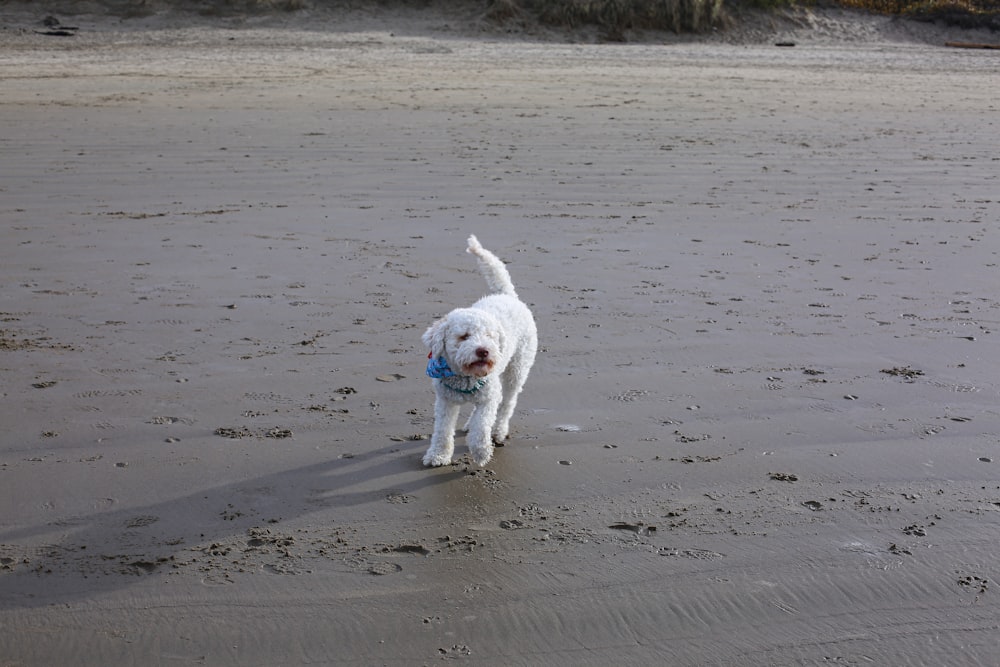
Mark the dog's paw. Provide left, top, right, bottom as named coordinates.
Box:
left=469, top=445, right=494, bottom=468
left=422, top=452, right=453, bottom=467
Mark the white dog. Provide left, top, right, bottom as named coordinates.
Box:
left=421, top=235, right=537, bottom=467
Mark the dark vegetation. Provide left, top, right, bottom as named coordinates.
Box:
left=248, top=0, right=1000, bottom=34
left=11, top=0, right=998, bottom=34
left=487, top=0, right=1000, bottom=35
left=837, top=1, right=1000, bottom=29
left=486, top=0, right=726, bottom=38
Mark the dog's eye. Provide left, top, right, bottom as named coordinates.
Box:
left=457, top=333, right=470, bottom=342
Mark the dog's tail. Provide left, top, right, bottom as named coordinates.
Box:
left=467, top=235, right=517, bottom=296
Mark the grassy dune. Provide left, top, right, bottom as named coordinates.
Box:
left=487, top=0, right=724, bottom=38
left=846, top=0, right=1000, bottom=29
left=494, top=0, right=1000, bottom=35
left=17, top=0, right=999, bottom=34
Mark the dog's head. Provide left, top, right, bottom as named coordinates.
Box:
left=422, top=308, right=505, bottom=379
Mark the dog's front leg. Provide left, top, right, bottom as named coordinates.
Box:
left=465, top=400, right=499, bottom=467
left=423, top=391, right=461, bottom=467
left=462, top=405, right=480, bottom=433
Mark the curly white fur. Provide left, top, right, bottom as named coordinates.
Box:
left=421, top=235, right=537, bottom=467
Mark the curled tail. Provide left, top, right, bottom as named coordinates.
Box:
left=467, top=235, right=516, bottom=296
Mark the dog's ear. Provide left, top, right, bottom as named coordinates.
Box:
left=422, top=318, right=448, bottom=357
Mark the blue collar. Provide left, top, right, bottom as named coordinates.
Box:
left=427, top=355, right=486, bottom=394
left=426, top=354, right=456, bottom=378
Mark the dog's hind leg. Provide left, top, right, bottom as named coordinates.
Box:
left=494, top=342, right=536, bottom=442
left=423, top=392, right=461, bottom=467
left=465, top=400, right=499, bottom=467
left=494, top=376, right=524, bottom=443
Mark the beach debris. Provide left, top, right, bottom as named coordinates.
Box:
left=946, top=41, right=1000, bottom=50
left=391, top=544, right=430, bottom=556
left=674, top=431, right=711, bottom=443
left=677, top=455, right=722, bottom=464
left=802, top=500, right=823, bottom=511
left=660, top=547, right=725, bottom=560
left=609, top=521, right=656, bottom=536
left=214, top=426, right=253, bottom=439
left=367, top=562, right=401, bottom=576
left=769, top=472, right=798, bottom=482
left=214, top=426, right=291, bottom=439
left=880, top=366, right=924, bottom=379
left=558, top=459, right=573, bottom=465
left=128, top=560, right=159, bottom=574
left=914, top=423, right=945, bottom=437
left=147, top=416, right=190, bottom=425
left=35, top=16, right=79, bottom=36
left=389, top=433, right=427, bottom=442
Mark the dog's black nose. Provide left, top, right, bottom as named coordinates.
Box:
left=476, top=347, right=489, bottom=359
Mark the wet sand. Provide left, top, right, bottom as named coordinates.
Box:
left=1, top=7, right=999, bottom=665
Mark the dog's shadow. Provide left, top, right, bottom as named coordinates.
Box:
left=0, top=439, right=476, bottom=610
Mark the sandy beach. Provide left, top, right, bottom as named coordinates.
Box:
left=1, top=3, right=999, bottom=664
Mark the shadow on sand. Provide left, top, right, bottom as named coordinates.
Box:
left=0, top=438, right=493, bottom=609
